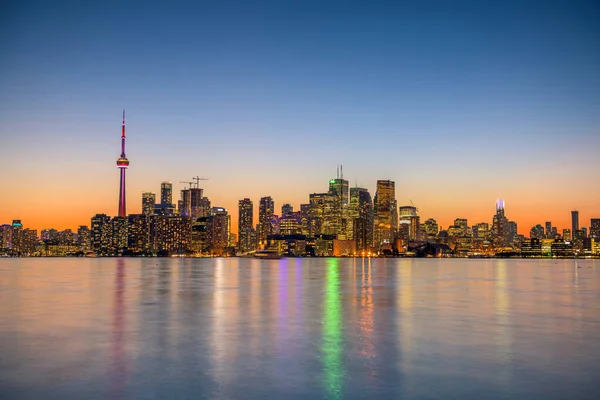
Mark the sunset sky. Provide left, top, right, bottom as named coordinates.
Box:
left=1, top=1, right=599, bottom=235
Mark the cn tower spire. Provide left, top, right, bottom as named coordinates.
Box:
left=116, top=110, right=130, bottom=217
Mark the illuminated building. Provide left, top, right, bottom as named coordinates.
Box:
left=161, top=181, right=173, bottom=205
left=0, top=224, right=13, bottom=251
left=91, top=214, right=112, bottom=255
left=258, top=196, right=275, bottom=245
left=151, top=215, right=192, bottom=254
left=572, top=210, right=579, bottom=235
left=309, top=192, right=334, bottom=236
left=190, top=188, right=204, bottom=219
left=349, top=187, right=373, bottom=248
left=281, top=203, right=293, bottom=216
left=473, top=222, right=490, bottom=240
left=127, top=214, right=150, bottom=253
left=328, top=171, right=349, bottom=240
left=373, top=180, right=396, bottom=247
left=206, top=207, right=230, bottom=253
left=142, top=192, right=156, bottom=216
left=332, top=239, right=356, bottom=256
left=551, top=240, right=573, bottom=257
left=198, top=197, right=211, bottom=218
left=11, top=220, right=23, bottom=255
left=590, top=218, right=600, bottom=239
left=562, top=229, right=571, bottom=242
left=111, top=217, right=128, bottom=254
left=492, top=199, right=514, bottom=249
left=238, top=198, right=255, bottom=253
left=280, top=212, right=302, bottom=235
left=521, top=238, right=542, bottom=257
left=22, top=229, right=38, bottom=256
left=423, top=218, right=439, bottom=237
left=300, top=204, right=310, bottom=236
left=545, top=222, right=553, bottom=239
left=530, top=224, right=545, bottom=239
left=180, top=188, right=192, bottom=217
left=191, top=217, right=208, bottom=253
left=116, top=111, right=129, bottom=217
left=77, top=225, right=90, bottom=251
left=454, top=218, right=469, bottom=236
left=399, top=206, right=419, bottom=241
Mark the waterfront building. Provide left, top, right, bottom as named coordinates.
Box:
left=563, top=229, right=572, bottom=242
left=530, top=224, right=545, bottom=239
left=373, top=180, right=396, bottom=247
left=0, top=224, right=12, bottom=251
left=572, top=210, right=579, bottom=235
left=91, top=214, right=112, bottom=255
left=590, top=218, right=600, bottom=239
left=111, top=217, right=128, bottom=254
left=238, top=198, right=255, bottom=253
left=206, top=207, right=230, bottom=254
left=127, top=214, right=151, bottom=253
left=522, top=238, right=542, bottom=257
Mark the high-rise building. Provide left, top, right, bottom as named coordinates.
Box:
left=206, top=207, right=230, bottom=252
left=111, top=217, right=128, bottom=254
left=77, top=225, right=90, bottom=251
left=590, top=219, right=600, bottom=239
left=282, top=203, right=293, bottom=216
left=190, top=188, right=204, bottom=219
left=530, top=224, right=545, bottom=239
left=349, top=187, right=373, bottom=247
left=423, top=218, right=439, bottom=237
left=180, top=188, right=192, bottom=217
left=258, top=196, right=275, bottom=245
left=545, top=222, right=552, bottom=239
left=328, top=174, right=350, bottom=240
left=91, top=214, right=112, bottom=255
left=11, top=220, right=23, bottom=255
left=309, top=192, right=335, bottom=236
left=280, top=212, right=302, bottom=235
left=492, top=199, right=511, bottom=249
left=127, top=214, right=150, bottom=253
left=116, top=111, right=129, bottom=217
left=300, top=204, right=311, bottom=236
left=373, top=180, right=396, bottom=247
left=572, top=210, right=579, bottom=235
left=142, top=192, right=156, bottom=216
left=238, top=198, right=255, bottom=253
left=161, top=182, right=173, bottom=206
left=0, top=224, right=13, bottom=251
left=563, top=229, right=572, bottom=242
left=399, top=206, right=419, bottom=241
left=151, top=215, right=192, bottom=254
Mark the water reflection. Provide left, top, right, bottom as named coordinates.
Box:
left=111, top=258, right=126, bottom=398
left=323, top=258, right=344, bottom=399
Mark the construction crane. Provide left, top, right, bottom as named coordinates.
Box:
left=179, top=181, right=194, bottom=190
left=193, top=176, right=209, bottom=188
left=410, top=199, right=419, bottom=213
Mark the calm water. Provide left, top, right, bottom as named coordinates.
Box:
left=1, top=258, right=599, bottom=399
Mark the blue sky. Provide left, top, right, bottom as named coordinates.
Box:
left=1, top=0, right=599, bottom=231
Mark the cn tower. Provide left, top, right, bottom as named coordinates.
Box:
left=116, top=110, right=129, bottom=217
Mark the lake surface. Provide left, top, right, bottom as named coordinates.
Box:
left=1, top=258, right=599, bottom=399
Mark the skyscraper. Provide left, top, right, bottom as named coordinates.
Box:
left=116, top=110, right=129, bottom=217
left=258, top=196, right=275, bottom=244
left=545, top=222, right=553, bottom=239
left=282, top=203, right=293, bottom=216
left=572, top=210, right=579, bottom=234
left=373, top=180, right=396, bottom=247
left=180, top=188, right=191, bottom=217
left=190, top=188, right=204, bottom=220
left=492, top=199, right=509, bottom=248
left=91, top=214, right=112, bottom=255
left=399, top=206, right=419, bottom=241
left=238, top=198, right=255, bottom=253
left=328, top=172, right=349, bottom=240
left=142, top=192, right=156, bottom=216
left=591, top=218, right=600, bottom=239
left=161, top=182, right=173, bottom=206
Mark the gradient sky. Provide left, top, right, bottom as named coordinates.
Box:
left=1, top=0, right=599, bottom=235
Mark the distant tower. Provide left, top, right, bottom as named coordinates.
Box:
left=116, top=110, right=129, bottom=217
left=572, top=210, right=579, bottom=234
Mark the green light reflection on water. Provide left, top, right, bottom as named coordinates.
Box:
left=322, top=258, right=343, bottom=399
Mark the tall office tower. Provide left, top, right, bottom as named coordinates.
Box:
left=238, top=198, right=254, bottom=253
left=11, top=220, right=23, bottom=255
left=161, top=182, right=173, bottom=205
left=282, top=203, right=293, bottom=216
left=91, top=214, right=112, bottom=255
left=258, top=196, right=275, bottom=245
left=545, top=222, right=552, bottom=239
left=127, top=214, right=151, bottom=253
left=423, top=218, right=439, bottom=237
left=116, top=110, right=129, bottom=217
left=21, top=229, right=38, bottom=256
left=300, top=204, right=311, bottom=236
left=572, top=210, right=579, bottom=234
left=373, top=180, right=395, bottom=247
left=399, top=206, right=419, bottom=241
left=328, top=171, right=350, bottom=240
left=473, top=222, right=490, bottom=240
left=563, top=229, right=572, bottom=242
left=0, top=224, right=13, bottom=251
left=180, top=189, right=192, bottom=217
left=492, top=199, right=510, bottom=248
left=198, top=197, right=211, bottom=218
left=280, top=212, right=302, bottom=235
left=77, top=225, right=91, bottom=251
left=309, top=192, right=336, bottom=236
left=591, top=219, right=600, bottom=239
left=454, top=219, right=469, bottom=236
left=111, top=217, right=128, bottom=254
left=349, top=187, right=373, bottom=246
left=206, top=207, right=230, bottom=252
left=530, top=224, right=545, bottom=239
left=142, top=192, right=156, bottom=216
left=190, top=188, right=204, bottom=220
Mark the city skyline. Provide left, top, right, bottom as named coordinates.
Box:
left=1, top=1, right=599, bottom=233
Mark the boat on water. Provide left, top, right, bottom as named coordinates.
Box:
left=254, top=250, right=281, bottom=259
